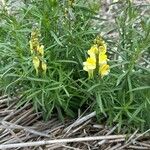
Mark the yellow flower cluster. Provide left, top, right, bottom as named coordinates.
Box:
left=83, top=37, right=110, bottom=78
left=29, top=28, right=47, bottom=75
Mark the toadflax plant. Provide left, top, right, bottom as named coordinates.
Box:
left=29, top=27, right=47, bottom=75
left=0, top=0, right=149, bottom=131
left=83, top=36, right=110, bottom=79
left=0, top=0, right=100, bottom=121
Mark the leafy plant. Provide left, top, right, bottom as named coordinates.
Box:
left=0, top=0, right=149, bottom=131
left=0, top=0, right=98, bottom=121
left=85, top=0, right=150, bottom=132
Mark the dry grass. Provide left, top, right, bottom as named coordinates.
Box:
left=0, top=95, right=150, bottom=150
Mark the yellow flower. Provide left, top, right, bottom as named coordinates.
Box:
left=99, top=64, right=110, bottom=78
left=32, top=56, right=40, bottom=75
left=83, top=57, right=96, bottom=78
left=41, top=61, right=47, bottom=74
left=83, top=57, right=96, bottom=70
left=99, top=44, right=107, bottom=54
left=94, top=36, right=107, bottom=52
left=99, top=53, right=108, bottom=65
left=37, top=45, right=44, bottom=56
left=83, top=37, right=110, bottom=78
left=88, top=45, right=98, bottom=58
left=29, top=28, right=47, bottom=75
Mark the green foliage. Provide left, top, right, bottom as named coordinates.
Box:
left=0, top=0, right=97, bottom=121
left=92, top=0, right=150, bottom=132
left=0, top=0, right=149, bottom=131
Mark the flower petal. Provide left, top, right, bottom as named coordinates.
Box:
left=99, top=64, right=110, bottom=78
left=99, top=53, right=108, bottom=65
left=32, top=56, right=40, bottom=75
left=88, top=44, right=98, bottom=58
left=41, top=61, right=47, bottom=74
left=37, top=45, right=44, bottom=56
